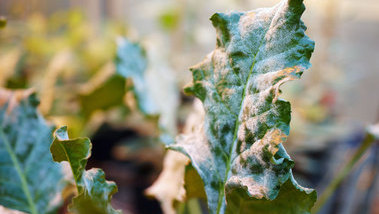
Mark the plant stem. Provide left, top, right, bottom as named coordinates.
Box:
left=312, top=132, right=377, bottom=213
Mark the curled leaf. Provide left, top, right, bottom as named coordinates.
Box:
left=50, top=126, right=121, bottom=214
left=169, top=0, right=316, bottom=213
left=146, top=99, right=204, bottom=213
left=145, top=151, right=189, bottom=214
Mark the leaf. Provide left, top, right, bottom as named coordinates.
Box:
left=0, top=205, right=26, bottom=214
left=169, top=0, right=316, bottom=213
left=115, top=37, right=179, bottom=144
left=50, top=126, right=121, bottom=214
left=142, top=38, right=179, bottom=144
left=115, top=37, right=158, bottom=116
left=0, top=88, right=63, bottom=214
left=146, top=99, right=203, bottom=213
left=183, top=164, right=207, bottom=201
left=79, top=63, right=127, bottom=119
left=0, top=17, right=6, bottom=29
left=145, top=150, right=189, bottom=214
left=39, top=50, right=72, bottom=115
left=158, top=8, right=181, bottom=32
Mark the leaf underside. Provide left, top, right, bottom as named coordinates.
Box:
left=50, top=126, right=121, bottom=214
left=169, top=0, right=316, bottom=213
left=0, top=89, right=62, bottom=214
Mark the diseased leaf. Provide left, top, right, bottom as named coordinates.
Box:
left=169, top=0, right=316, bottom=213
left=115, top=37, right=158, bottom=116
left=146, top=99, right=203, bottom=213
left=142, top=38, right=179, bottom=144
left=116, top=36, right=180, bottom=213
left=145, top=151, right=188, bottom=214
left=0, top=89, right=63, bottom=214
left=50, top=126, right=121, bottom=214
left=0, top=205, right=26, bottom=214
left=115, top=37, right=179, bottom=144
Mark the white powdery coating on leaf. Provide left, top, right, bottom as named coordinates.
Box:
left=171, top=0, right=316, bottom=213
left=229, top=129, right=288, bottom=198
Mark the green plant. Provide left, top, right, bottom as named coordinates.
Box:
left=0, top=89, right=62, bottom=214
left=168, top=0, right=317, bottom=213
left=2, top=1, right=376, bottom=214
left=0, top=89, right=120, bottom=214
left=115, top=36, right=179, bottom=144
left=50, top=126, right=120, bottom=214
left=0, top=11, right=128, bottom=137
left=0, top=17, right=6, bottom=29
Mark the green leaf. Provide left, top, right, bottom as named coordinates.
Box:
left=115, top=37, right=179, bottom=145
left=169, top=0, right=316, bottom=213
left=50, top=126, right=121, bottom=214
left=79, top=73, right=127, bottom=119
left=184, top=164, right=207, bottom=201
left=226, top=174, right=316, bottom=214
left=0, top=89, right=62, bottom=214
left=158, top=9, right=181, bottom=32
left=0, top=17, right=6, bottom=29
left=115, top=37, right=159, bottom=116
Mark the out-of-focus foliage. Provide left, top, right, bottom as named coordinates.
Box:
left=115, top=38, right=158, bottom=116
left=115, top=36, right=179, bottom=144
left=0, top=11, right=179, bottom=145
left=145, top=150, right=189, bottom=214
left=0, top=0, right=377, bottom=213
left=146, top=99, right=204, bottom=214
left=158, top=9, right=181, bottom=32
left=0, top=89, right=62, bottom=214
left=0, top=11, right=129, bottom=137
left=78, top=63, right=127, bottom=119
left=51, top=126, right=121, bottom=214
left=313, top=123, right=379, bottom=213
left=169, top=0, right=316, bottom=213
left=0, top=17, right=6, bottom=29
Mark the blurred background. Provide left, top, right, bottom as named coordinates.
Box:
left=0, top=0, right=378, bottom=213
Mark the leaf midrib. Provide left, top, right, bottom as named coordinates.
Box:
left=216, top=17, right=274, bottom=214
left=0, top=127, right=38, bottom=214
left=58, top=141, right=81, bottom=193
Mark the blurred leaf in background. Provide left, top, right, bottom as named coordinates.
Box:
left=115, top=36, right=179, bottom=144
left=0, top=17, right=6, bottom=29
left=0, top=10, right=129, bottom=138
